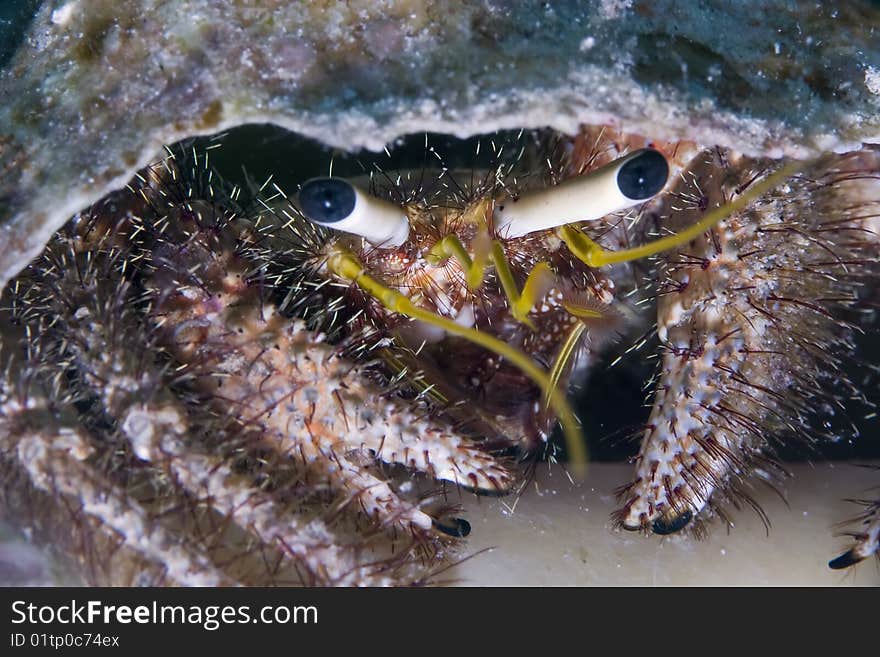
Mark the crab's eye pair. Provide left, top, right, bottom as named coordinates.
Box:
left=298, top=148, right=668, bottom=245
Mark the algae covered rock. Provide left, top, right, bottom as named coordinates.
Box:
left=1, top=0, right=879, bottom=288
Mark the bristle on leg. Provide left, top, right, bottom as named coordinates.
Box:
left=617, top=147, right=880, bottom=534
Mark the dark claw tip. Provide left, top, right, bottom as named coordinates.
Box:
left=652, top=510, right=693, bottom=535
left=299, top=178, right=356, bottom=224
left=434, top=517, right=471, bottom=538
left=828, top=549, right=862, bottom=570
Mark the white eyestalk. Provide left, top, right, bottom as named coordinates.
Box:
left=298, top=178, right=410, bottom=248
left=494, top=148, right=669, bottom=239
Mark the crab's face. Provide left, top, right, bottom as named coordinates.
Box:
left=288, top=132, right=681, bottom=448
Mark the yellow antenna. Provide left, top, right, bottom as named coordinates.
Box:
left=559, top=160, right=803, bottom=268
left=328, top=247, right=587, bottom=472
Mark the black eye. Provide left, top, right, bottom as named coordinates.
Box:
left=299, top=178, right=356, bottom=224
left=617, top=149, right=669, bottom=200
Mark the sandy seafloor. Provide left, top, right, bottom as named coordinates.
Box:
left=2, top=462, right=876, bottom=586
left=449, top=462, right=880, bottom=586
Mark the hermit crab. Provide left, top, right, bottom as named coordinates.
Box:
left=0, top=124, right=877, bottom=586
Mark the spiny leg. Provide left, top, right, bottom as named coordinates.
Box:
left=32, top=239, right=402, bottom=585
left=147, top=217, right=513, bottom=544
left=328, top=378, right=512, bottom=493
left=151, top=250, right=436, bottom=536
left=295, top=432, right=435, bottom=532
left=616, top=148, right=878, bottom=535
left=0, top=385, right=234, bottom=586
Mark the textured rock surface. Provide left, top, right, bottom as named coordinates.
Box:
left=1, top=0, right=879, bottom=292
